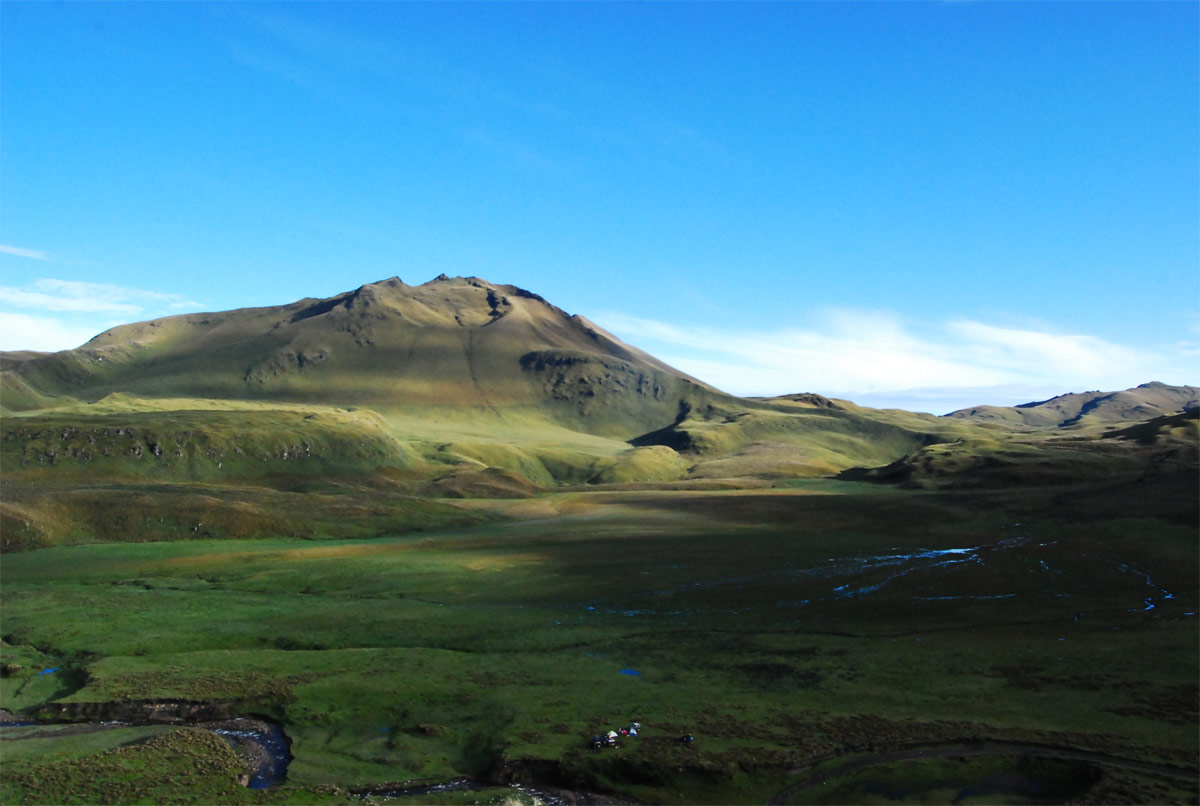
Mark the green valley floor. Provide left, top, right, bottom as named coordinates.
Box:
left=2, top=480, right=1196, bottom=804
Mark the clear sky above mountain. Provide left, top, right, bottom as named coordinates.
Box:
left=1, top=2, right=1196, bottom=413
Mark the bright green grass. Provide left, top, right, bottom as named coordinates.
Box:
left=1, top=484, right=1196, bottom=803
left=1, top=724, right=176, bottom=765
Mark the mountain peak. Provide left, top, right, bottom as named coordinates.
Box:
left=2, top=276, right=724, bottom=438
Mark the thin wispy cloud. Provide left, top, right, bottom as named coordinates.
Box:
left=222, top=6, right=410, bottom=91
left=596, top=309, right=1196, bottom=414
left=459, top=128, right=560, bottom=173
left=0, top=279, right=205, bottom=351
left=226, top=41, right=316, bottom=89
left=0, top=279, right=200, bottom=314
left=0, top=244, right=52, bottom=261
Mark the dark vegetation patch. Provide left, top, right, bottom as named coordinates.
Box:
left=737, top=662, right=823, bottom=691
left=1068, top=767, right=1200, bottom=806
left=781, top=754, right=1105, bottom=806
left=1105, top=684, right=1200, bottom=726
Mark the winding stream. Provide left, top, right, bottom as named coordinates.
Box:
left=211, top=719, right=292, bottom=788
left=576, top=531, right=1192, bottom=623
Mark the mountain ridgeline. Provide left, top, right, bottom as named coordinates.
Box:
left=1, top=275, right=1196, bottom=548
left=946, top=382, right=1199, bottom=428
left=2, top=275, right=722, bottom=437
left=0, top=276, right=958, bottom=483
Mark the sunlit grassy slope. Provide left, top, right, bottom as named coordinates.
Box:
left=0, top=276, right=941, bottom=553
left=866, top=409, right=1200, bottom=492
left=3, top=277, right=1196, bottom=556
left=0, top=276, right=722, bottom=438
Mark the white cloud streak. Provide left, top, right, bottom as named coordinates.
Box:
left=595, top=309, right=1198, bottom=414
left=0, top=244, right=52, bottom=260
left=0, top=279, right=204, bottom=352
left=0, top=313, right=109, bottom=353
left=0, top=279, right=199, bottom=314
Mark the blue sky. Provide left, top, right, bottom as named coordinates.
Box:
left=2, top=1, right=1196, bottom=413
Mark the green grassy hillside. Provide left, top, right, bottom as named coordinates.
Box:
left=0, top=276, right=722, bottom=442
left=0, top=277, right=980, bottom=537
left=3, top=278, right=1194, bottom=560
left=634, top=399, right=951, bottom=478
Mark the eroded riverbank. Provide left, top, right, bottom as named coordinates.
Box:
left=0, top=708, right=291, bottom=789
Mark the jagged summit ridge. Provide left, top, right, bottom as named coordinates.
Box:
left=280, top=275, right=553, bottom=333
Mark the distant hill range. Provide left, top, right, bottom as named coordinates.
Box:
left=945, top=382, right=1199, bottom=428
left=0, top=276, right=1195, bottom=518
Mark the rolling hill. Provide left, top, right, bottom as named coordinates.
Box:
left=0, top=276, right=955, bottom=488
left=1, top=276, right=1195, bottom=550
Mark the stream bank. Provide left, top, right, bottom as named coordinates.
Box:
left=353, top=756, right=636, bottom=804
left=1, top=704, right=292, bottom=789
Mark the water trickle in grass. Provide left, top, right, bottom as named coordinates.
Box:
left=213, top=721, right=291, bottom=788
left=1118, top=563, right=1175, bottom=612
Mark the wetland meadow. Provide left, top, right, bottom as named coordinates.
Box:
left=3, top=479, right=1196, bottom=804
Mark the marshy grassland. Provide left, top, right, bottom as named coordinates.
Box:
left=2, top=477, right=1196, bottom=804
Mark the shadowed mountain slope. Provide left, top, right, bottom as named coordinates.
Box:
left=864, top=407, right=1199, bottom=496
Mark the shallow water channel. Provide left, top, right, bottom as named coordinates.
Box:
left=578, top=531, right=1190, bottom=624
left=211, top=719, right=292, bottom=788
